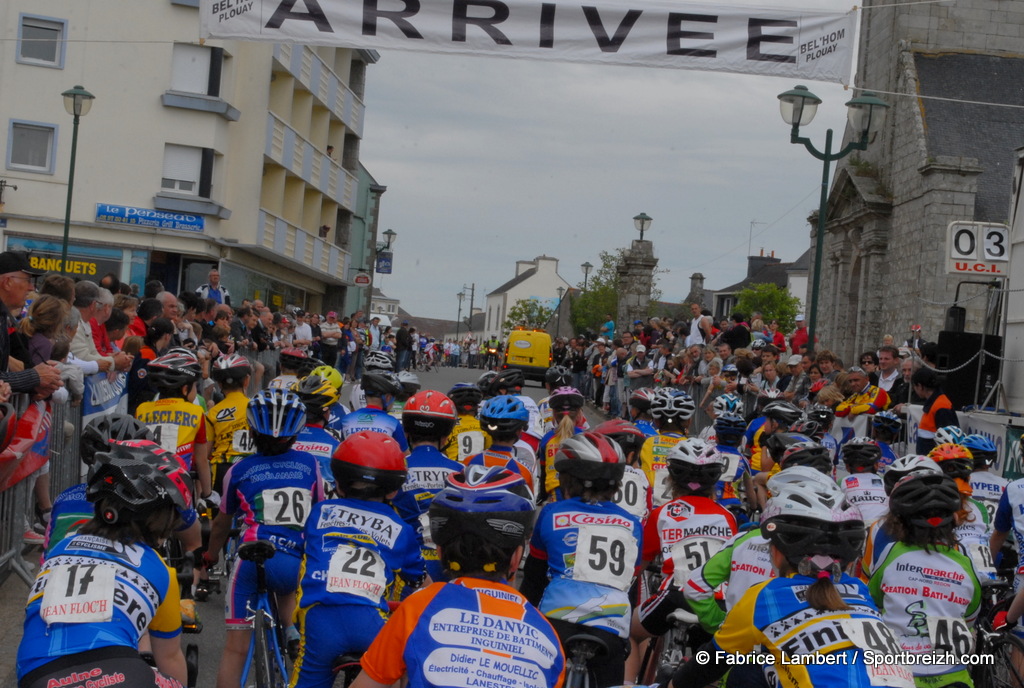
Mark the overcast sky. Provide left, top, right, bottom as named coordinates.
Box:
left=360, top=0, right=857, bottom=320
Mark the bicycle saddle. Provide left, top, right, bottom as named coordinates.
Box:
left=238, top=540, right=277, bottom=563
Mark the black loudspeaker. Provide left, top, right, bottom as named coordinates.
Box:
left=935, top=331, right=1002, bottom=409
left=945, top=306, right=966, bottom=333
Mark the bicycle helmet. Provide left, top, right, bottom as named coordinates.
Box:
left=309, top=365, right=344, bottom=392
left=712, top=393, right=743, bottom=416
left=545, top=365, right=572, bottom=388
left=279, top=347, right=309, bottom=372
left=666, top=438, right=726, bottom=491
left=476, top=371, right=498, bottom=396
left=804, top=404, right=835, bottom=430
left=628, top=387, right=657, bottom=413
left=297, top=356, right=323, bottom=378
left=81, top=414, right=154, bottom=466
left=479, top=396, right=529, bottom=435
left=764, top=432, right=815, bottom=465
left=360, top=370, right=403, bottom=398
left=594, top=419, right=647, bottom=458
left=447, top=383, right=484, bottom=413
left=650, top=389, right=696, bottom=421
left=247, top=388, right=307, bottom=438
left=789, top=418, right=825, bottom=440
left=714, top=412, right=747, bottom=447
left=778, top=440, right=832, bottom=475
left=429, top=465, right=535, bottom=556
left=397, top=371, right=421, bottom=399
left=841, top=437, right=882, bottom=473
left=402, top=391, right=457, bottom=440
left=762, top=400, right=802, bottom=426
left=761, top=470, right=864, bottom=579
left=490, top=369, right=525, bottom=395
left=871, top=410, right=902, bottom=435
left=883, top=454, right=942, bottom=495
left=888, top=471, right=961, bottom=531
left=291, top=374, right=341, bottom=416
left=751, top=339, right=767, bottom=351
left=962, top=434, right=997, bottom=468
left=928, top=443, right=973, bottom=481
left=146, top=350, right=201, bottom=390
left=934, top=425, right=967, bottom=446
left=331, top=431, right=407, bottom=494
left=363, top=350, right=396, bottom=373
left=553, top=432, right=625, bottom=485
left=87, top=440, right=193, bottom=526
left=759, top=388, right=783, bottom=401
left=210, top=353, right=252, bottom=386
left=548, top=386, right=585, bottom=413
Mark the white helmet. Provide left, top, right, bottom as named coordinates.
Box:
left=712, top=393, right=743, bottom=416
left=363, top=350, right=396, bottom=372
left=883, top=454, right=942, bottom=495
left=666, top=438, right=724, bottom=468
left=934, top=425, right=967, bottom=446
left=650, top=389, right=696, bottom=421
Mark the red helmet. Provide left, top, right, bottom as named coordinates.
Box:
left=593, top=418, right=646, bottom=457
left=554, top=432, right=625, bottom=484
left=331, top=431, right=407, bottom=494
left=401, top=391, right=457, bottom=439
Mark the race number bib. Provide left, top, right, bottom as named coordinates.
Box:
left=927, top=616, right=974, bottom=655
left=653, top=467, right=672, bottom=507
left=840, top=618, right=915, bottom=687
left=418, top=512, right=437, bottom=550
left=458, top=431, right=485, bottom=462
left=327, top=545, right=387, bottom=601
left=150, top=423, right=179, bottom=455
left=613, top=471, right=648, bottom=520
left=722, top=453, right=742, bottom=482
left=572, top=525, right=637, bottom=590
left=670, top=537, right=722, bottom=584
left=261, top=488, right=312, bottom=526
left=40, top=563, right=116, bottom=625
left=966, top=544, right=996, bottom=576
left=231, top=429, right=255, bottom=455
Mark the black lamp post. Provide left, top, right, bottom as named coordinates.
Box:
left=633, top=212, right=653, bottom=242
left=581, top=261, right=593, bottom=291
left=60, top=85, right=95, bottom=275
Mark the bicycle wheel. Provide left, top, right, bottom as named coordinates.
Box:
left=185, top=643, right=199, bottom=688
left=975, top=634, right=1024, bottom=688
left=251, top=609, right=275, bottom=688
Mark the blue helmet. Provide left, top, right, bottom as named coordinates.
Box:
left=429, top=465, right=535, bottom=552
left=934, top=425, right=967, bottom=446
left=872, top=410, right=903, bottom=434
left=714, top=412, right=747, bottom=447
left=962, top=434, right=998, bottom=467
left=247, top=388, right=306, bottom=438
left=479, top=396, right=529, bottom=435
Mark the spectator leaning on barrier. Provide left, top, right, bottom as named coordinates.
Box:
left=0, top=252, right=62, bottom=397
left=72, top=281, right=133, bottom=374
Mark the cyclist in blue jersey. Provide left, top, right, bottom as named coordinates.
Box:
left=337, top=370, right=408, bottom=451
left=352, top=466, right=566, bottom=688
left=628, top=388, right=658, bottom=436
left=18, top=441, right=194, bottom=688
left=291, top=373, right=345, bottom=495
left=291, top=431, right=425, bottom=688
left=521, top=432, right=641, bottom=687
left=391, top=390, right=464, bottom=583
left=963, top=434, right=1006, bottom=524
left=710, top=412, right=753, bottom=522
left=205, top=388, right=325, bottom=688
left=870, top=410, right=902, bottom=471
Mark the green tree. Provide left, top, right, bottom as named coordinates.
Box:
left=570, top=250, right=620, bottom=336
left=503, top=298, right=554, bottom=331
left=734, top=283, right=802, bottom=331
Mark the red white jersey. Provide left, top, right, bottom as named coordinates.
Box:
left=643, top=495, right=737, bottom=587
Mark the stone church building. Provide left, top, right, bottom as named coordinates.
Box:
left=815, top=0, right=1024, bottom=364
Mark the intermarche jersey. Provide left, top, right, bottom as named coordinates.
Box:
left=639, top=432, right=685, bottom=508
left=841, top=473, right=888, bottom=525
left=297, top=498, right=425, bottom=611
left=359, top=577, right=566, bottom=688
left=18, top=535, right=182, bottom=678
left=135, top=397, right=207, bottom=470
left=643, top=495, right=738, bottom=588
left=868, top=542, right=981, bottom=677
left=338, top=406, right=409, bottom=451
left=683, top=528, right=774, bottom=632
left=529, top=497, right=643, bottom=639
left=714, top=574, right=915, bottom=688
left=206, top=389, right=254, bottom=466
left=221, top=449, right=325, bottom=557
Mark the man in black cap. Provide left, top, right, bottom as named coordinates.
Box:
left=0, top=251, right=62, bottom=396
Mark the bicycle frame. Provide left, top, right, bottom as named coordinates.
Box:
left=240, top=595, right=288, bottom=688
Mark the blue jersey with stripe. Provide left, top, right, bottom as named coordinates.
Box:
left=292, top=424, right=343, bottom=491
left=338, top=406, right=408, bottom=451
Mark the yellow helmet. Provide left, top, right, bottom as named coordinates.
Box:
left=309, top=365, right=343, bottom=391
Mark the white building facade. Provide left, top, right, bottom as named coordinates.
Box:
left=484, top=255, right=570, bottom=338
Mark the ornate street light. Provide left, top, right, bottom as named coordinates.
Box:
left=633, top=212, right=653, bottom=242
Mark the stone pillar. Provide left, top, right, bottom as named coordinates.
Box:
left=616, top=240, right=658, bottom=332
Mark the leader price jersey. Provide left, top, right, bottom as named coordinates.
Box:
left=529, top=498, right=643, bottom=639
left=221, top=449, right=325, bottom=557
left=18, top=535, right=182, bottom=678
left=359, top=577, right=566, bottom=688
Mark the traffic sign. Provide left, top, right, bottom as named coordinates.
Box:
left=354, top=273, right=371, bottom=286
left=946, top=221, right=1010, bottom=276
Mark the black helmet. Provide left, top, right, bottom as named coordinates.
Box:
left=278, top=347, right=309, bottom=372
left=762, top=401, right=802, bottom=426
left=291, top=374, right=341, bottom=416
left=360, top=371, right=403, bottom=398
left=545, top=365, right=572, bottom=388
left=447, top=383, right=484, bottom=414
left=476, top=371, right=498, bottom=396
left=841, top=437, right=882, bottom=473
left=87, top=440, right=194, bottom=525
left=81, top=414, right=153, bottom=466
left=889, top=471, right=961, bottom=531
left=490, top=368, right=525, bottom=395
left=778, top=441, right=832, bottom=475
left=764, top=432, right=814, bottom=465
left=146, top=350, right=201, bottom=390
left=714, top=412, right=747, bottom=447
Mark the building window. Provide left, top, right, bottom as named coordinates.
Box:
left=161, top=144, right=213, bottom=197
left=7, top=120, right=57, bottom=174
left=17, top=14, right=67, bottom=69
left=169, top=44, right=224, bottom=97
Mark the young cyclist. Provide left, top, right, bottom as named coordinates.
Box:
left=520, top=432, right=641, bottom=687
left=537, top=364, right=573, bottom=433
left=308, top=364, right=351, bottom=433
left=594, top=418, right=652, bottom=523
left=390, top=370, right=421, bottom=419
left=638, top=388, right=695, bottom=508
left=443, top=382, right=490, bottom=463
left=18, top=442, right=193, bottom=688
left=466, top=395, right=537, bottom=497
left=291, top=373, right=345, bottom=494
left=204, top=388, right=325, bottom=688
left=205, top=353, right=254, bottom=502
left=291, top=431, right=425, bottom=688
left=869, top=469, right=982, bottom=687
left=489, top=368, right=544, bottom=452
left=668, top=470, right=914, bottom=688
left=351, top=465, right=566, bottom=688
left=537, top=386, right=585, bottom=500
left=390, top=390, right=464, bottom=583
left=839, top=437, right=889, bottom=525
left=269, top=347, right=309, bottom=390
left=337, top=370, right=409, bottom=451
left=870, top=410, right=903, bottom=470
left=930, top=441, right=995, bottom=577
left=348, top=350, right=396, bottom=409
left=709, top=412, right=753, bottom=524
left=628, top=387, right=658, bottom=437
left=744, top=400, right=802, bottom=475
left=697, top=393, right=743, bottom=442
left=963, top=434, right=1005, bottom=522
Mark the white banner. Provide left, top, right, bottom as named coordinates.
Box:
left=200, top=0, right=857, bottom=83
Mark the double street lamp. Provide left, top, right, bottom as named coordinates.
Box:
left=364, top=228, right=398, bottom=314
left=61, top=85, right=95, bottom=276
left=777, top=85, right=889, bottom=351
